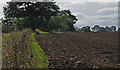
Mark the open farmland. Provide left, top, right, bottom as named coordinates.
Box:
left=35, top=32, right=120, bottom=68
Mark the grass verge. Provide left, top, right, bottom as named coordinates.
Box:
left=2, top=29, right=49, bottom=68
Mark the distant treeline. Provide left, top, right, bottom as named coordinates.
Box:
left=75, top=25, right=120, bottom=32
left=1, top=1, right=120, bottom=33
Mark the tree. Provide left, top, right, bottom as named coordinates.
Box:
left=74, top=26, right=79, bottom=31
left=48, top=16, right=69, bottom=32
left=99, top=27, right=106, bottom=32
left=59, top=10, right=78, bottom=31
left=81, top=26, right=91, bottom=32
left=105, top=26, right=112, bottom=32
left=3, top=1, right=60, bottom=31
left=110, top=26, right=116, bottom=32
left=48, top=10, right=78, bottom=32
left=92, top=25, right=101, bottom=32
left=118, top=28, right=120, bottom=32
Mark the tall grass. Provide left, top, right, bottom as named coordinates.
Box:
left=2, top=29, right=49, bottom=68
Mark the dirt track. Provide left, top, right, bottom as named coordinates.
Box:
left=35, top=32, right=120, bottom=68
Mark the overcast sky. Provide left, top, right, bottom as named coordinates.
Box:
left=57, top=2, right=118, bottom=28
left=0, top=0, right=120, bottom=28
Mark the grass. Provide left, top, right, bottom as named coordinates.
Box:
left=29, top=33, right=49, bottom=68
left=51, top=31, right=72, bottom=34
left=2, top=34, right=10, bottom=41
left=2, top=29, right=49, bottom=68
left=52, top=32, right=64, bottom=34
left=39, top=31, right=49, bottom=34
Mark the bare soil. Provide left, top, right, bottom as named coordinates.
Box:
left=35, top=32, right=120, bottom=68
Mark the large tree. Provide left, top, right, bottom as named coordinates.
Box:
left=48, top=10, right=78, bottom=32
left=3, top=1, right=60, bottom=31
left=59, top=10, right=78, bottom=31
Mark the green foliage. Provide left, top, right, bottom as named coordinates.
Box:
left=29, top=33, right=49, bottom=68
left=59, top=10, right=78, bottom=31
left=2, top=18, right=24, bottom=33
left=76, top=25, right=117, bottom=32
left=39, top=32, right=49, bottom=34
left=3, top=2, right=60, bottom=31
left=2, top=1, right=78, bottom=32
left=2, top=29, right=49, bottom=68
left=2, top=34, right=10, bottom=42
left=48, top=10, right=78, bottom=32
left=2, top=24, right=14, bottom=33
left=49, top=16, right=69, bottom=31
left=3, top=1, right=78, bottom=32
left=80, top=26, right=91, bottom=32
left=13, top=18, right=25, bottom=31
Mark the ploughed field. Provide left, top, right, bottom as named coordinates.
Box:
left=35, top=32, right=120, bottom=68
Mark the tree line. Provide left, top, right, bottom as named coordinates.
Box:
left=75, top=25, right=120, bottom=32
left=1, top=1, right=78, bottom=33
left=1, top=1, right=119, bottom=33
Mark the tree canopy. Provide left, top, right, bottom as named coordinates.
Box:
left=48, top=10, right=78, bottom=32
left=3, top=1, right=60, bottom=31
left=2, top=1, right=78, bottom=32
left=76, top=25, right=117, bottom=32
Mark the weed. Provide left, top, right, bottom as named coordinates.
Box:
left=2, top=29, right=49, bottom=68
left=93, top=66, right=99, bottom=68
left=101, top=58, right=108, bottom=62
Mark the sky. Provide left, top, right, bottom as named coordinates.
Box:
left=0, top=0, right=120, bottom=28
left=57, top=2, right=118, bottom=28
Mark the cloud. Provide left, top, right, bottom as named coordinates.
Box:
left=69, top=2, right=86, bottom=5
left=76, top=17, right=118, bottom=27
left=59, top=5, right=67, bottom=10
left=97, top=2, right=113, bottom=5
left=97, top=7, right=118, bottom=13
left=0, top=1, right=7, bottom=18
left=73, top=12, right=117, bottom=19
left=74, top=12, right=118, bottom=27
left=57, top=2, right=86, bottom=8
left=56, top=0, right=120, bottom=2
left=75, top=19, right=106, bottom=27
left=72, top=12, right=87, bottom=18
left=89, top=13, right=118, bottom=19
left=0, top=0, right=118, bottom=28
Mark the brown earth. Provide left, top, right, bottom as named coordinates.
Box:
left=35, top=32, right=120, bottom=68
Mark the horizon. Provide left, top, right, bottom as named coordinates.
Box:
left=0, top=0, right=119, bottom=28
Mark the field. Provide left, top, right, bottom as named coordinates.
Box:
left=35, top=32, right=120, bottom=68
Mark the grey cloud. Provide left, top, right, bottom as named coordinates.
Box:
left=57, top=2, right=118, bottom=28
left=97, top=7, right=118, bottom=14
